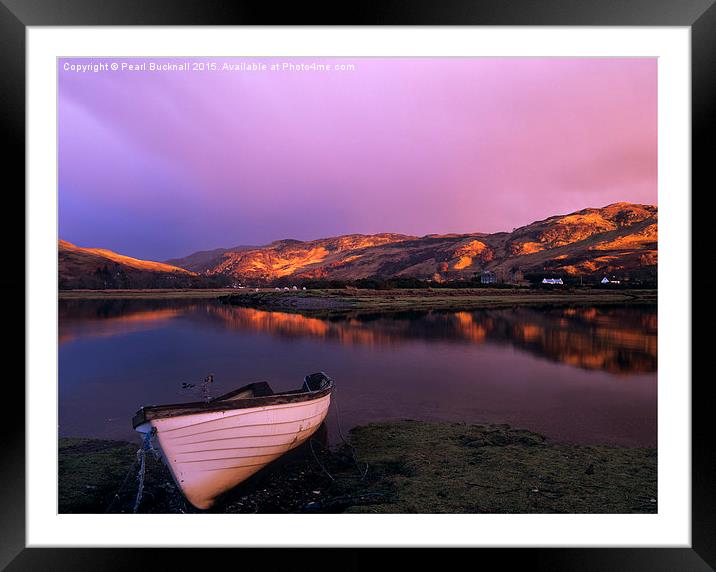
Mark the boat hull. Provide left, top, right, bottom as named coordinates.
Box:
left=137, top=393, right=331, bottom=509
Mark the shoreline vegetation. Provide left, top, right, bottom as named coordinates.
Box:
left=59, top=420, right=656, bottom=514
left=59, top=287, right=657, bottom=314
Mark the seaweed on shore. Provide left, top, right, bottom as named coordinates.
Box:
left=218, top=288, right=657, bottom=318
left=345, top=421, right=657, bottom=513
left=59, top=421, right=656, bottom=514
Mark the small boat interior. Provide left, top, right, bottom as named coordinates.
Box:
left=217, top=372, right=333, bottom=402
left=133, top=372, right=333, bottom=428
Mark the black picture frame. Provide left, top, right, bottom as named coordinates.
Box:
left=2, top=0, right=709, bottom=569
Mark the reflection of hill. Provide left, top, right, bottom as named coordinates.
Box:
left=501, top=307, right=657, bottom=374
left=204, top=306, right=402, bottom=347
left=59, top=299, right=193, bottom=345
left=200, top=305, right=656, bottom=375
left=59, top=299, right=656, bottom=375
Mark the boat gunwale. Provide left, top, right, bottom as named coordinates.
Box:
left=132, top=379, right=333, bottom=428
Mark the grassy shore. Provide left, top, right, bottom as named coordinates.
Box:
left=60, top=287, right=657, bottom=313
left=59, top=288, right=236, bottom=300
left=60, top=421, right=656, bottom=514
left=220, top=288, right=657, bottom=315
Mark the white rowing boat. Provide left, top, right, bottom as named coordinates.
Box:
left=133, top=372, right=333, bottom=509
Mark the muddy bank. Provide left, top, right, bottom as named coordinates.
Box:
left=59, top=289, right=235, bottom=300
left=57, top=287, right=657, bottom=315
left=219, top=288, right=657, bottom=316
left=59, top=421, right=656, bottom=514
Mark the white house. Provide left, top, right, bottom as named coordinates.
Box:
left=542, top=278, right=564, bottom=285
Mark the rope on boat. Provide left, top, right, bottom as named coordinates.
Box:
left=132, top=430, right=154, bottom=513
left=309, top=438, right=335, bottom=481
left=104, top=429, right=157, bottom=514
left=146, top=427, right=161, bottom=461
left=332, top=386, right=369, bottom=480
left=104, top=457, right=139, bottom=513
left=308, top=385, right=369, bottom=482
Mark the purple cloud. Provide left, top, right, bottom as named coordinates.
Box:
left=59, top=57, right=657, bottom=261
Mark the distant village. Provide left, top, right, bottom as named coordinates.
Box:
left=227, top=271, right=640, bottom=291
left=477, top=270, right=622, bottom=287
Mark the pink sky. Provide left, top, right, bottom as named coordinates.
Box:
left=59, top=57, right=657, bottom=260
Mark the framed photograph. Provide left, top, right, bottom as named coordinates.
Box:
left=4, top=0, right=709, bottom=569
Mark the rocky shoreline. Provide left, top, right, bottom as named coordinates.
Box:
left=59, top=420, right=656, bottom=514
left=219, top=288, right=657, bottom=316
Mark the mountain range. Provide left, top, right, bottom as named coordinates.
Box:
left=58, top=240, right=226, bottom=290
left=59, top=202, right=657, bottom=289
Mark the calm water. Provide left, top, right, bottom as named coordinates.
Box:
left=59, top=299, right=657, bottom=447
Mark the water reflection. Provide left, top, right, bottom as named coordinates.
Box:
left=60, top=299, right=656, bottom=375
left=59, top=298, right=657, bottom=446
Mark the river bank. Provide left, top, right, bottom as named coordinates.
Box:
left=59, top=287, right=657, bottom=315
left=220, top=288, right=657, bottom=315
left=59, top=288, right=235, bottom=300
left=59, top=420, right=656, bottom=514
